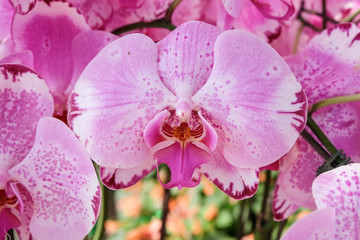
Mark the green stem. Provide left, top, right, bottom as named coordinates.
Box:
left=160, top=188, right=171, bottom=240
left=321, top=0, right=327, bottom=29
left=276, top=220, right=287, bottom=240
left=301, top=8, right=338, bottom=24
left=292, top=23, right=304, bottom=54
left=343, top=9, right=360, bottom=22
left=301, top=129, right=331, bottom=160
left=307, top=116, right=337, bottom=155
left=297, top=1, right=321, bottom=32
left=309, top=93, right=360, bottom=115
left=165, top=0, right=182, bottom=22
left=112, top=19, right=176, bottom=36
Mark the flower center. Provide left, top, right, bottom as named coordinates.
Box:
left=174, top=123, right=191, bottom=141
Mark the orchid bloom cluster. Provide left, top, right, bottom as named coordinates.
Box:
left=1, top=0, right=360, bottom=239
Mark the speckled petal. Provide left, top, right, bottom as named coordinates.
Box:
left=69, top=34, right=176, bottom=169
left=100, top=158, right=155, bottom=190
left=201, top=148, right=259, bottom=200
left=8, top=0, right=36, bottom=14
left=313, top=164, right=360, bottom=240
left=11, top=1, right=90, bottom=111
left=70, top=30, right=118, bottom=93
left=287, top=23, right=360, bottom=105
left=0, top=64, right=53, bottom=187
left=193, top=30, right=307, bottom=169
left=157, top=21, right=222, bottom=98
left=221, top=0, right=243, bottom=17
left=276, top=139, right=318, bottom=211
left=272, top=183, right=299, bottom=221
left=281, top=208, right=335, bottom=240
left=8, top=117, right=100, bottom=240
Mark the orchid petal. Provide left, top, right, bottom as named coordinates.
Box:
left=100, top=158, right=155, bottom=190
left=11, top=1, right=90, bottom=110
left=69, top=34, right=176, bottom=169
left=0, top=0, right=13, bottom=40
left=313, top=164, right=360, bottom=240
left=198, top=112, right=218, bottom=152
left=287, top=23, right=360, bottom=105
left=221, top=0, right=243, bottom=18
left=154, top=142, right=211, bottom=189
left=157, top=21, right=222, bottom=98
left=8, top=0, right=36, bottom=14
left=143, top=109, right=171, bottom=148
left=231, top=3, right=283, bottom=42
left=10, top=182, right=33, bottom=240
left=276, top=139, right=318, bottom=210
left=281, top=208, right=336, bottom=240
left=70, top=30, right=118, bottom=93
left=272, top=183, right=299, bottom=221
left=251, top=0, right=295, bottom=21
left=193, top=30, right=307, bottom=169
left=201, top=147, right=259, bottom=200
left=9, top=117, right=100, bottom=240
left=0, top=64, right=53, bottom=187
left=0, top=50, right=33, bottom=68
left=216, top=3, right=235, bottom=31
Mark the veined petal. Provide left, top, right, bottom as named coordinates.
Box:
left=9, top=117, right=100, bottom=240
left=287, top=23, right=360, bottom=105
left=201, top=147, right=259, bottom=200
left=0, top=64, right=53, bottom=187
left=157, top=21, right=222, bottom=98
left=193, top=30, right=307, bottom=169
left=272, top=183, right=299, bottom=221
left=154, top=142, right=211, bottom=189
left=11, top=1, right=90, bottom=110
left=221, top=0, right=243, bottom=18
left=281, top=208, right=335, bottom=240
left=313, top=164, right=360, bottom=240
left=70, top=30, right=118, bottom=94
left=100, top=157, right=155, bottom=190
left=69, top=34, right=176, bottom=169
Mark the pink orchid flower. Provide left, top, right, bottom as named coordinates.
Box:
left=218, top=0, right=295, bottom=42
left=273, top=23, right=360, bottom=220
left=70, top=0, right=173, bottom=32
left=0, top=64, right=100, bottom=239
left=8, top=1, right=118, bottom=117
left=68, top=21, right=307, bottom=199
left=281, top=164, right=360, bottom=240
